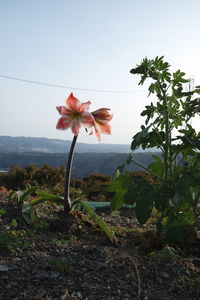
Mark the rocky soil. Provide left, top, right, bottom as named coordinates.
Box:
left=0, top=192, right=200, bottom=300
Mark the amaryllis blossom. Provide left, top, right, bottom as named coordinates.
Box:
left=90, top=108, right=113, bottom=141
left=56, top=93, right=94, bottom=136
left=56, top=93, right=113, bottom=212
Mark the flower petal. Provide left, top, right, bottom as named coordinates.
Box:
left=78, top=101, right=91, bottom=113
left=56, top=117, right=72, bottom=130
left=80, top=112, right=95, bottom=127
left=56, top=106, right=62, bottom=114
left=66, top=93, right=81, bottom=111
left=60, top=106, right=73, bottom=116
left=92, top=108, right=113, bottom=122
left=57, top=106, right=73, bottom=116
left=97, top=122, right=111, bottom=135
left=71, top=121, right=81, bottom=136
left=90, top=108, right=113, bottom=141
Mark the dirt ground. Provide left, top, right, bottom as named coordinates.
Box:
left=0, top=192, right=200, bottom=300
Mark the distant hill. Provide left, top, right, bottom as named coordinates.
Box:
left=0, top=151, right=161, bottom=178
left=0, top=136, right=161, bottom=178
left=0, top=136, right=132, bottom=153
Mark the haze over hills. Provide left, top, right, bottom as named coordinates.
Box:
left=0, top=136, right=132, bottom=153
left=0, top=136, right=160, bottom=178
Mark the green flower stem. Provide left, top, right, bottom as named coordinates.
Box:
left=64, top=135, right=78, bottom=212
left=158, top=80, right=170, bottom=183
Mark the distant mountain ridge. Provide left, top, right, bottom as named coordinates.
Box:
left=0, top=136, right=132, bottom=153
left=0, top=151, right=161, bottom=178
left=0, top=136, right=161, bottom=178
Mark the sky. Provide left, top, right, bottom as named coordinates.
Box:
left=1, top=0, right=200, bottom=145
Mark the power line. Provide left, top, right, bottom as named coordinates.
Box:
left=0, top=74, right=144, bottom=93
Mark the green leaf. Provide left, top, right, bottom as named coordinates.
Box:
left=124, top=177, right=154, bottom=224
left=124, top=183, right=137, bottom=205
left=33, top=190, right=64, bottom=205
left=131, top=127, right=149, bottom=150
left=11, top=219, right=18, bottom=228
left=164, top=213, right=196, bottom=243
left=109, top=172, right=133, bottom=210
left=148, top=155, right=163, bottom=178
left=19, top=186, right=38, bottom=204
left=112, top=169, right=121, bottom=181
left=0, top=208, right=7, bottom=216
left=36, top=190, right=62, bottom=199
left=9, top=190, right=23, bottom=204
left=9, top=187, right=38, bottom=205
left=148, top=83, right=156, bottom=96
left=172, top=194, right=191, bottom=211
left=148, top=131, right=163, bottom=147
left=158, top=246, right=178, bottom=262
left=22, top=202, right=37, bottom=225
left=153, top=185, right=171, bottom=211
left=75, top=200, right=118, bottom=245
left=32, top=197, right=64, bottom=206
left=135, top=191, right=154, bottom=225
left=111, top=191, right=125, bottom=210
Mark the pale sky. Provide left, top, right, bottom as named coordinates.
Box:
left=1, top=0, right=200, bottom=144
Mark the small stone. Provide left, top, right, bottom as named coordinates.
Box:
left=156, top=276, right=163, bottom=284
left=33, top=271, right=49, bottom=279
left=125, top=272, right=132, bottom=279
left=50, top=272, right=60, bottom=279
left=71, top=291, right=83, bottom=299
left=76, top=292, right=83, bottom=298
left=160, top=271, right=170, bottom=279
left=80, top=267, right=87, bottom=272
left=0, top=264, right=9, bottom=271
left=61, top=289, right=70, bottom=300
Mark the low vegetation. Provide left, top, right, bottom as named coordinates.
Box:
left=111, top=56, right=200, bottom=244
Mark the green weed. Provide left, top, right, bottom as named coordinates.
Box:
left=48, top=257, right=74, bottom=273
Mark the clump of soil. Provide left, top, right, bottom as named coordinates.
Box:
left=0, top=193, right=200, bottom=300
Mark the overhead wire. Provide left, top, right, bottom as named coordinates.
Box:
left=0, top=74, right=145, bottom=94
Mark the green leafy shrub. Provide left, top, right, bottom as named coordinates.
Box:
left=0, top=165, right=65, bottom=191
left=83, top=174, right=112, bottom=188
left=83, top=174, right=113, bottom=201
left=111, top=56, right=200, bottom=243
left=1, top=168, right=116, bottom=202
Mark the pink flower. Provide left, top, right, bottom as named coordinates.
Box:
left=90, top=108, right=113, bottom=141
left=56, top=93, right=94, bottom=136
